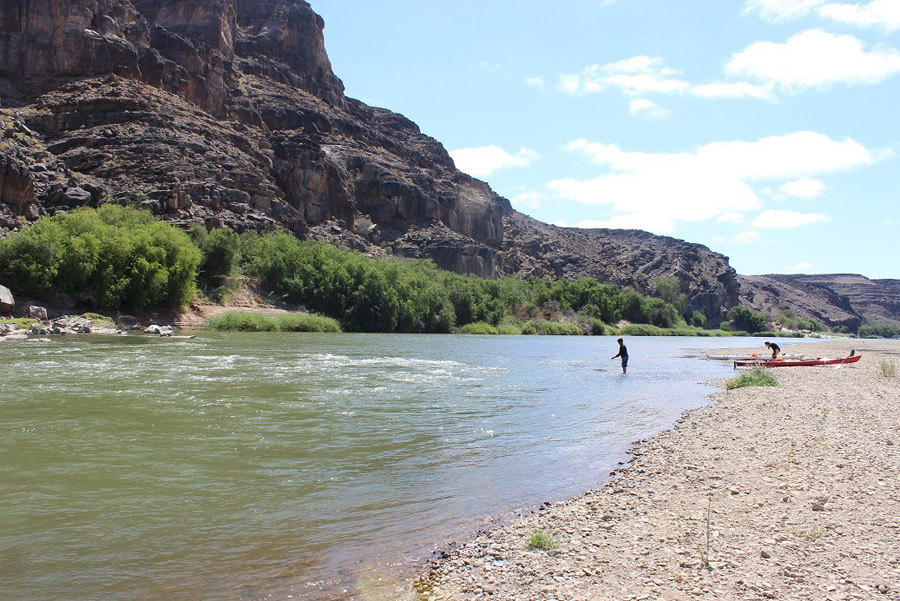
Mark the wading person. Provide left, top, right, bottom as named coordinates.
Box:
left=611, top=338, right=628, bottom=374
left=764, top=341, right=780, bottom=359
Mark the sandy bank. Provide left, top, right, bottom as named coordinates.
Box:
left=416, top=340, right=900, bottom=600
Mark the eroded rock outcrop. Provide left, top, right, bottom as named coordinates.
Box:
left=502, top=213, right=739, bottom=325
left=739, top=273, right=900, bottom=330
left=0, top=0, right=744, bottom=317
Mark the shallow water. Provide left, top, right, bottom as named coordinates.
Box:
left=1, top=333, right=769, bottom=599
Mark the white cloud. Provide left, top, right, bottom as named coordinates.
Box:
left=558, top=56, right=691, bottom=96
left=450, top=145, right=539, bottom=178
left=628, top=98, right=670, bottom=119
left=735, top=231, right=763, bottom=244
left=780, top=177, right=827, bottom=197
left=717, top=212, right=746, bottom=224
left=558, top=74, right=582, bottom=95
left=726, top=29, right=900, bottom=93
left=821, top=1, right=900, bottom=31
left=548, top=131, right=880, bottom=234
left=510, top=191, right=544, bottom=210
left=743, top=0, right=825, bottom=21
left=743, top=0, right=900, bottom=31
left=753, top=209, right=831, bottom=227
left=525, top=75, right=545, bottom=88
left=558, top=56, right=779, bottom=107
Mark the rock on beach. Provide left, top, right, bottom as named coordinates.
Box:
left=417, top=341, right=900, bottom=601
left=0, top=284, right=14, bottom=313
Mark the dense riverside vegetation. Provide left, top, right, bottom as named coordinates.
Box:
left=0, top=206, right=199, bottom=312
left=233, top=230, right=695, bottom=333
left=0, top=207, right=775, bottom=335
left=858, top=323, right=900, bottom=339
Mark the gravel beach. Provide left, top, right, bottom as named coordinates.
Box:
left=416, top=340, right=900, bottom=600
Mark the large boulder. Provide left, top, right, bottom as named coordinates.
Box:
left=0, top=155, right=36, bottom=208
left=0, top=284, right=14, bottom=314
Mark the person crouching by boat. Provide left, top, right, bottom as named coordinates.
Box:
left=764, top=341, right=781, bottom=359
left=612, top=338, right=628, bottom=374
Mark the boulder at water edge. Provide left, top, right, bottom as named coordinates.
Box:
left=0, top=285, right=14, bottom=314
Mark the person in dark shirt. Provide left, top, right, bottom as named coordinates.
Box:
left=612, top=338, right=629, bottom=374
left=764, top=341, right=781, bottom=359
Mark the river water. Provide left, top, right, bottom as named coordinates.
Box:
left=1, top=333, right=773, bottom=599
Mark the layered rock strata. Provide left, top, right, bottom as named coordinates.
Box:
left=739, top=273, right=900, bottom=330
left=1, top=0, right=744, bottom=318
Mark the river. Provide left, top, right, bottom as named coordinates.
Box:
left=1, top=333, right=778, bottom=599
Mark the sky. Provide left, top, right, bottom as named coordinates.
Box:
left=314, top=0, right=899, bottom=279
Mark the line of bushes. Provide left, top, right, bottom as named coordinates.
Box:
left=0, top=207, right=720, bottom=335
left=232, top=230, right=700, bottom=333
left=858, top=323, right=900, bottom=339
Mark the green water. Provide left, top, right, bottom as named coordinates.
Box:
left=0, top=333, right=749, bottom=599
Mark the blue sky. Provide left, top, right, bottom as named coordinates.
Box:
left=314, top=1, right=899, bottom=279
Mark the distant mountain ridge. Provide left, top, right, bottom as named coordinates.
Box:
left=739, top=274, right=900, bottom=330
left=0, top=0, right=894, bottom=330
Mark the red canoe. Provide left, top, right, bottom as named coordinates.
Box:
left=734, top=354, right=861, bottom=368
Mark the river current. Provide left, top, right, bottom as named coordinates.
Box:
left=1, top=333, right=775, bottom=599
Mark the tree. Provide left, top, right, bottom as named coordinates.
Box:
left=727, top=305, right=767, bottom=333
left=654, top=277, right=686, bottom=314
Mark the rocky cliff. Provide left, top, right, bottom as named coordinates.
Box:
left=0, top=0, right=741, bottom=322
left=739, top=274, right=900, bottom=331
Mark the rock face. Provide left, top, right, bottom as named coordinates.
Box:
left=738, top=274, right=900, bottom=330
left=0, top=0, right=741, bottom=320
left=502, top=213, right=739, bottom=324
left=0, top=283, right=14, bottom=313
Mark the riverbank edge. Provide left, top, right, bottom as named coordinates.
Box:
left=412, top=340, right=900, bottom=600
left=408, top=355, right=734, bottom=598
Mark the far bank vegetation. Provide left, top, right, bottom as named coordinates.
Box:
left=0, top=206, right=801, bottom=337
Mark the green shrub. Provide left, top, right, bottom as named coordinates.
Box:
left=726, top=366, right=779, bottom=389
left=495, top=324, right=522, bottom=335
left=275, top=313, right=341, bottom=332
left=879, top=359, right=896, bottom=378
left=520, top=320, right=537, bottom=335
left=654, top=277, right=686, bottom=314
left=191, top=226, right=240, bottom=283
left=619, top=290, right=650, bottom=324
left=646, top=297, right=679, bottom=328
left=620, top=323, right=664, bottom=336
left=534, top=320, right=583, bottom=335
left=0, top=205, right=200, bottom=312
left=727, top=306, right=767, bottom=333
left=458, top=321, right=497, bottom=335
left=206, top=312, right=278, bottom=332
left=589, top=318, right=617, bottom=336
left=528, top=528, right=557, bottom=551
left=858, top=323, right=900, bottom=339
left=688, top=310, right=707, bottom=329
left=205, top=311, right=341, bottom=333
left=775, top=309, right=821, bottom=332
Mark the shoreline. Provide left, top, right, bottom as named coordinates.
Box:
left=414, top=341, right=900, bottom=600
